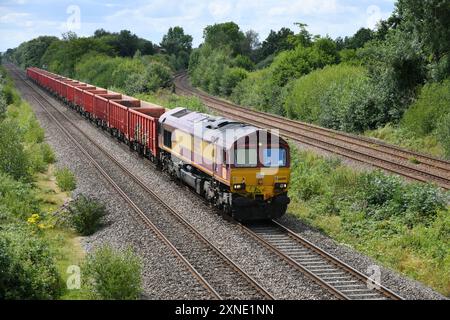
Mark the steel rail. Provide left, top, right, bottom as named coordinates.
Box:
left=240, top=220, right=404, bottom=300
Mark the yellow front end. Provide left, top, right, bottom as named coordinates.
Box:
left=230, top=167, right=290, bottom=200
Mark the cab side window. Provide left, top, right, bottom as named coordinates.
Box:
left=163, top=129, right=172, bottom=148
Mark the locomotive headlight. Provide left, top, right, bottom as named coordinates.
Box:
left=275, top=183, right=288, bottom=189
left=233, top=183, right=245, bottom=190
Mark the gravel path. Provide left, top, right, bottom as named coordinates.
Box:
left=14, top=71, right=447, bottom=300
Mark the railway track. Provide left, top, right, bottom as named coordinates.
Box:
left=241, top=220, right=403, bottom=300
left=8, top=65, right=274, bottom=301
left=174, top=73, right=450, bottom=190
left=10, top=65, right=404, bottom=300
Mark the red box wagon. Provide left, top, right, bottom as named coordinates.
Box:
left=83, top=89, right=107, bottom=116
left=128, top=103, right=166, bottom=158
left=108, top=100, right=130, bottom=140
left=74, top=85, right=96, bottom=109
left=66, top=83, right=87, bottom=105
left=60, top=80, right=80, bottom=101
left=92, top=92, right=122, bottom=127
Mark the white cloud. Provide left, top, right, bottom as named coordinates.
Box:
left=208, top=0, right=233, bottom=19
left=0, top=0, right=396, bottom=52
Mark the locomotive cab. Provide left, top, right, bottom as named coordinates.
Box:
left=158, top=107, right=291, bottom=221
left=225, top=131, right=291, bottom=220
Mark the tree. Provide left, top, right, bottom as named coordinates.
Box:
left=10, top=36, right=58, bottom=68
left=160, top=26, right=193, bottom=69
left=397, top=0, right=450, bottom=62
left=288, top=22, right=313, bottom=48
left=62, top=31, right=78, bottom=41
left=203, top=22, right=246, bottom=55
left=259, top=28, right=295, bottom=59
left=93, top=28, right=111, bottom=38
left=114, top=30, right=140, bottom=57
left=242, top=30, right=260, bottom=60
left=346, top=28, right=374, bottom=49
left=160, top=26, right=193, bottom=56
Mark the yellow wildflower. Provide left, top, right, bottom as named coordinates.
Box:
left=27, top=213, right=40, bottom=224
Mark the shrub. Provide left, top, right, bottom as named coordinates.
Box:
left=220, top=67, right=248, bottom=96
left=0, top=172, right=39, bottom=220
left=283, top=64, right=384, bottom=132
left=55, top=167, right=76, bottom=192
left=82, top=245, right=142, bottom=300
left=402, top=183, right=449, bottom=225
left=67, top=195, right=106, bottom=236
left=356, top=171, right=399, bottom=206
left=402, top=80, right=450, bottom=136
left=0, top=119, right=29, bottom=180
left=0, top=226, right=62, bottom=299
left=41, top=143, right=56, bottom=164
left=436, top=113, right=450, bottom=158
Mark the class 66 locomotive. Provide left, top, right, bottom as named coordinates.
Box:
left=27, top=67, right=291, bottom=221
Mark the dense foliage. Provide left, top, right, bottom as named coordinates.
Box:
left=401, top=80, right=450, bottom=156
left=160, top=26, right=193, bottom=69
left=0, top=226, right=63, bottom=299
left=0, top=68, right=63, bottom=299
left=82, top=245, right=142, bottom=300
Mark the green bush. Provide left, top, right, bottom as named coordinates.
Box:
left=0, top=172, right=39, bottom=220
left=41, top=143, right=56, bottom=164
left=231, top=68, right=284, bottom=114
left=67, top=195, right=106, bottom=236
left=355, top=170, right=449, bottom=223
left=356, top=171, right=403, bottom=207
left=55, top=167, right=76, bottom=192
left=220, top=67, right=248, bottom=96
left=436, top=113, right=450, bottom=158
left=402, top=183, right=449, bottom=225
left=402, top=80, right=450, bottom=136
left=0, top=119, right=29, bottom=180
left=82, top=245, right=142, bottom=300
left=0, top=226, right=62, bottom=299
left=269, top=40, right=338, bottom=88
left=283, top=64, right=384, bottom=132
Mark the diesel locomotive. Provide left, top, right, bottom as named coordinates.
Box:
left=27, top=67, right=291, bottom=221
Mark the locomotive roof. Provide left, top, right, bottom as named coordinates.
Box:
left=160, top=107, right=285, bottom=149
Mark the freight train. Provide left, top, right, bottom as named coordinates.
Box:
left=26, top=67, right=291, bottom=221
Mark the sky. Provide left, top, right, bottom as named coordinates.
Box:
left=0, top=0, right=396, bottom=52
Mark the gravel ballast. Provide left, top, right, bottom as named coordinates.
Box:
left=13, top=69, right=447, bottom=300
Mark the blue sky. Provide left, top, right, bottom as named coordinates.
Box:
left=0, top=0, right=396, bottom=52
